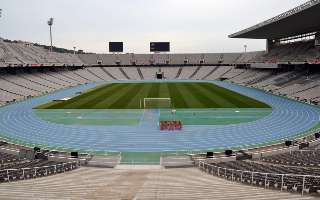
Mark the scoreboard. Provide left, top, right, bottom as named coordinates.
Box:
left=150, top=42, right=170, bottom=52
left=109, top=42, right=123, bottom=52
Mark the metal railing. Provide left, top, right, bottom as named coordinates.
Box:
left=0, top=161, right=78, bottom=183
left=198, top=161, right=320, bottom=196
left=229, top=0, right=320, bottom=38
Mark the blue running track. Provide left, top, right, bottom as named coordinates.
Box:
left=0, top=81, right=319, bottom=153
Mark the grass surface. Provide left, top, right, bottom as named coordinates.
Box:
left=36, top=82, right=270, bottom=109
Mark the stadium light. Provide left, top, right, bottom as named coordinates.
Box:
left=244, top=44, right=247, bottom=53
left=47, top=17, right=54, bottom=52
left=73, top=46, right=76, bottom=55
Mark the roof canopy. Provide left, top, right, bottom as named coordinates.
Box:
left=229, top=0, right=320, bottom=39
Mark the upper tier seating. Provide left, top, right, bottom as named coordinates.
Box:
left=253, top=40, right=320, bottom=64
left=236, top=51, right=265, bottom=63
left=0, top=39, right=84, bottom=67
left=78, top=53, right=242, bottom=66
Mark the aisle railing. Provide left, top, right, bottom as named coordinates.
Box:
left=0, top=161, right=78, bottom=183
left=198, top=161, right=320, bottom=196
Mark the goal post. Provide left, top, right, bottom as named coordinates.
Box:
left=142, top=98, right=172, bottom=109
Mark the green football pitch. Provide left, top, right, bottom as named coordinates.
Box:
left=36, top=82, right=270, bottom=109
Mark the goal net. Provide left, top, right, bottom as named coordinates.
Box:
left=142, top=98, right=172, bottom=109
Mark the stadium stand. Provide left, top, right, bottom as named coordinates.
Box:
left=254, top=41, right=320, bottom=63
left=87, top=67, right=115, bottom=81
left=170, top=54, right=186, bottom=65
left=139, top=67, right=159, bottom=80
left=221, top=67, right=246, bottom=79
left=0, top=147, right=79, bottom=183
left=78, top=54, right=98, bottom=65
left=106, top=67, right=129, bottom=80
left=191, top=66, right=215, bottom=80
left=260, top=150, right=320, bottom=167
left=203, top=66, right=233, bottom=80
left=235, top=51, right=265, bottom=64
left=160, top=67, right=180, bottom=79
left=0, top=1, right=319, bottom=199
left=190, top=1, right=320, bottom=197
left=0, top=167, right=315, bottom=200
left=177, top=66, right=197, bottom=80
left=77, top=53, right=242, bottom=66
left=0, top=67, right=93, bottom=103
left=120, top=67, right=140, bottom=80
left=197, top=139, right=320, bottom=196
left=0, top=64, right=319, bottom=106
left=198, top=160, right=320, bottom=194
left=0, top=39, right=84, bottom=67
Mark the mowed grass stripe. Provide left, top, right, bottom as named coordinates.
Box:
left=111, top=84, right=150, bottom=109
left=168, top=83, right=189, bottom=108
left=44, top=83, right=121, bottom=109
left=194, top=83, right=237, bottom=107
left=126, top=84, right=153, bottom=108
left=201, top=83, right=266, bottom=108
left=85, top=85, right=131, bottom=109
left=185, top=83, right=222, bottom=108
left=75, top=84, right=126, bottom=108
left=159, top=83, right=170, bottom=97
left=147, top=83, right=161, bottom=98
left=143, top=83, right=162, bottom=108
left=178, top=83, right=206, bottom=108
left=107, top=84, right=144, bottom=109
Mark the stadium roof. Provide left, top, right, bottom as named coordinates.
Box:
left=229, top=0, right=320, bottom=39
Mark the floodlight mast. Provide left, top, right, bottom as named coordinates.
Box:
left=47, top=18, right=54, bottom=52
left=0, top=9, right=2, bottom=38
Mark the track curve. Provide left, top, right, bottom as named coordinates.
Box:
left=0, top=81, right=319, bottom=152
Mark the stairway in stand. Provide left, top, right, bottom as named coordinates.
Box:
left=0, top=167, right=316, bottom=200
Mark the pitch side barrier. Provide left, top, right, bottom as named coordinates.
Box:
left=82, top=63, right=235, bottom=67
left=0, top=65, right=86, bottom=70
left=0, top=64, right=236, bottom=68
left=0, top=64, right=86, bottom=68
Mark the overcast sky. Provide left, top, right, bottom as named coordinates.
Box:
left=0, top=0, right=309, bottom=53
